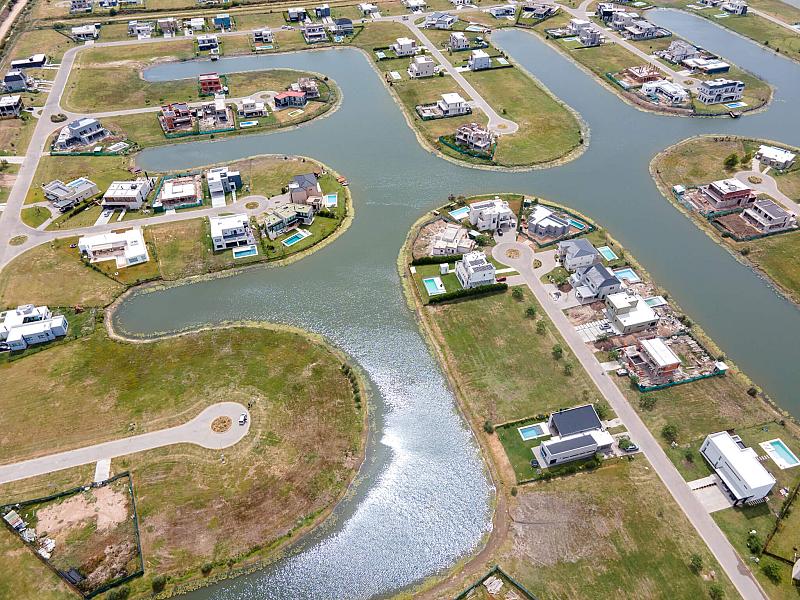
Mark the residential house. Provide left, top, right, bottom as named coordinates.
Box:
left=3, top=70, right=33, bottom=93
left=682, top=57, right=730, bottom=74
left=557, top=238, right=600, bottom=271
left=430, top=223, right=475, bottom=255
left=128, top=20, right=155, bottom=37
left=454, top=122, right=494, bottom=152
left=527, top=204, right=569, bottom=238
left=467, top=49, right=491, bottom=71
left=70, top=0, right=93, bottom=13
left=78, top=227, right=149, bottom=269
left=253, top=28, right=274, bottom=44
left=315, top=3, right=331, bottom=18
left=449, top=31, right=470, bottom=51
left=54, top=117, right=108, bottom=150
left=238, top=96, right=267, bottom=117
left=199, top=72, right=223, bottom=95
left=289, top=172, right=323, bottom=207
left=292, top=77, right=320, bottom=98
left=451, top=0, right=472, bottom=7
left=741, top=199, right=797, bottom=233
left=71, top=24, right=99, bottom=41
left=159, top=102, right=193, bottom=132
left=700, top=431, right=776, bottom=504
left=198, top=94, right=230, bottom=125
left=637, top=337, right=682, bottom=377
left=571, top=264, right=623, bottom=303
left=696, top=78, right=744, bottom=104
left=425, top=12, right=458, bottom=29
left=721, top=0, right=747, bottom=14
left=213, top=13, right=232, bottom=29
left=11, top=54, right=48, bottom=70
left=287, top=7, right=307, bottom=21
left=358, top=2, right=379, bottom=14
left=302, top=23, right=328, bottom=43
left=274, top=91, right=307, bottom=108
left=408, top=55, right=436, bottom=78
left=455, top=251, right=496, bottom=288
left=468, top=196, right=517, bottom=232
left=0, top=95, right=23, bottom=118
left=568, top=18, right=592, bottom=34
left=210, top=214, right=255, bottom=251
left=605, top=291, right=658, bottom=333
left=539, top=404, right=613, bottom=466
left=42, top=177, right=99, bottom=211
left=660, top=39, right=701, bottom=63
left=155, top=176, right=202, bottom=210
left=596, top=2, right=626, bottom=21
left=610, top=11, right=640, bottom=30
left=624, top=19, right=664, bottom=40
left=580, top=27, right=601, bottom=47
left=625, top=65, right=661, bottom=84
left=755, top=144, right=796, bottom=170
left=0, top=305, right=69, bottom=351
left=391, top=37, right=418, bottom=56
left=158, top=18, right=181, bottom=36
left=331, top=18, right=354, bottom=35
left=188, top=17, right=206, bottom=32
left=206, top=166, right=241, bottom=205
left=641, top=80, right=689, bottom=105
left=197, top=34, right=219, bottom=51
left=488, top=4, right=515, bottom=17
left=404, top=0, right=426, bottom=11
left=262, top=203, right=315, bottom=239
left=522, top=2, right=558, bottom=19
left=437, top=92, right=470, bottom=116
left=700, top=178, right=756, bottom=210
left=101, top=178, right=155, bottom=210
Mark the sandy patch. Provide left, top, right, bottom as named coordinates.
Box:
left=36, top=485, right=129, bottom=535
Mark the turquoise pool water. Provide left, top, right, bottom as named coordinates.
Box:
left=645, top=295, right=668, bottom=307
left=232, top=245, right=257, bottom=258
left=324, top=193, right=338, bottom=208
left=614, top=267, right=641, bottom=283
left=770, top=439, right=800, bottom=466
left=597, top=245, right=618, bottom=261
left=282, top=232, right=306, bottom=247
left=569, top=219, right=586, bottom=230
left=518, top=423, right=547, bottom=441
left=449, top=206, right=470, bottom=220
left=423, top=277, right=445, bottom=296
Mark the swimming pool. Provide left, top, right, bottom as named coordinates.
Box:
left=449, top=206, right=470, bottom=220
left=761, top=439, right=800, bottom=469
left=644, top=295, right=668, bottom=307
left=614, top=267, right=641, bottom=283
left=422, top=277, right=446, bottom=296
left=518, top=422, right=550, bottom=441
left=282, top=229, right=312, bottom=247
left=239, top=120, right=258, bottom=128
left=569, top=219, right=586, bottom=230
left=725, top=101, right=748, bottom=109
left=597, top=245, right=618, bottom=261
left=232, top=245, right=258, bottom=259
left=324, top=193, right=338, bottom=208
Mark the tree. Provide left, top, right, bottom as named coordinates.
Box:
left=724, top=153, right=739, bottom=170
left=536, top=320, right=546, bottom=335
left=708, top=583, right=725, bottom=600
left=661, top=424, right=678, bottom=443
left=525, top=305, right=537, bottom=319
left=152, top=575, right=168, bottom=593
left=746, top=531, right=763, bottom=555
left=684, top=449, right=695, bottom=463
left=639, top=394, right=657, bottom=411
left=747, top=386, right=758, bottom=397
left=689, top=553, right=703, bottom=573
left=761, top=560, right=782, bottom=584
left=483, top=420, right=494, bottom=434
left=563, top=362, right=573, bottom=376
left=551, top=344, right=563, bottom=360
left=595, top=402, right=610, bottom=420
left=512, top=287, right=524, bottom=301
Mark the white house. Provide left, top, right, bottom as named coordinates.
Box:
left=741, top=199, right=797, bottom=234
left=43, top=177, right=99, bottom=211
left=253, top=28, right=274, bottom=44
left=437, top=92, right=470, bottom=116
left=468, top=197, right=517, bottom=232
left=454, top=122, right=494, bottom=151
left=527, top=205, right=569, bottom=238
left=128, top=20, right=155, bottom=38
left=638, top=337, right=682, bottom=377
left=425, top=11, right=458, bottom=29
left=209, top=213, right=256, bottom=251
left=0, top=95, right=23, bottom=118
left=238, top=96, right=267, bottom=117
left=641, top=80, right=689, bottom=105
left=404, top=0, right=426, bottom=10
left=188, top=17, right=206, bottom=31
left=701, top=431, right=776, bottom=504
left=287, top=7, right=307, bottom=21
left=101, top=178, right=154, bottom=210
left=696, top=78, right=744, bottom=104
left=430, top=223, right=475, bottom=255
left=71, top=24, right=99, bottom=40
left=455, top=251, right=496, bottom=288
left=755, top=145, right=796, bottom=170
left=539, top=404, right=614, bottom=466
left=197, top=33, right=219, bottom=50
left=721, top=0, right=748, bottom=14
left=557, top=238, right=600, bottom=271
left=568, top=18, right=592, bottom=34
left=467, top=49, right=491, bottom=71
left=261, top=203, right=315, bottom=239
left=605, top=291, right=658, bottom=333
left=70, top=0, right=93, bottom=13
left=0, top=305, right=69, bottom=351
left=358, top=2, right=379, bottom=14
left=391, top=37, right=418, bottom=56
left=408, top=55, right=436, bottom=78
left=302, top=23, right=328, bottom=43
left=488, top=4, right=515, bottom=17
left=449, top=31, right=470, bottom=50
left=206, top=166, right=241, bottom=206
left=701, top=178, right=756, bottom=210
left=78, top=227, right=149, bottom=269
left=660, top=39, right=701, bottom=64
left=571, top=264, right=622, bottom=303
left=54, top=117, right=109, bottom=150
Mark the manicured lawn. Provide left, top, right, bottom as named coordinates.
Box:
left=25, top=155, right=132, bottom=205
left=495, top=418, right=551, bottom=481
left=20, top=206, right=51, bottom=229
left=410, top=262, right=463, bottom=303
left=0, top=326, right=363, bottom=599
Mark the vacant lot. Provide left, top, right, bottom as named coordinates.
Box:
left=25, top=155, right=132, bottom=205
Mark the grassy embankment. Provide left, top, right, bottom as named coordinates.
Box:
left=0, top=324, right=364, bottom=600
left=651, top=135, right=800, bottom=304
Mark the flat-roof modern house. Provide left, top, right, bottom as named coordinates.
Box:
left=408, top=55, right=436, bottom=78
left=605, top=291, right=658, bottom=333
left=291, top=77, right=320, bottom=99
left=54, top=117, right=109, bottom=150
left=455, top=251, right=496, bottom=289
left=741, top=199, right=797, bottom=234
left=11, top=54, right=48, bottom=70
left=391, top=37, right=418, bottom=56
left=540, top=404, right=614, bottom=466
left=261, top=203, right=315, bottom=239
left=128, top=20, right=155, bottom=38
left=0, top=305, right=69, bottom=351
left=302, top=23, right=328, bottom=43
left=315, top=3, right=331, bottom=17
left=253, top=28, right=274, bottom=44
left=101, top=178, right=155, bottom=210
left=154, top=175, right=203, bottom=211
left=700, top=178, right=756, bottom=211
left=274, top=90, right=307, bottom=109
left=430, top=223, right=475, bottom=255
left=207, top=166, right=241, bottom=206
left=701, top=431, right=776, bottom=504
left=721, top=0, right=748, bottom=14
left=571, top=264, right=622, bottom=303
left=0, top=95, right=23, bottom=118
left=159, top=102, right=193, bottom=133
left=238, top=97, right=267, bottom=117
left=527, top=205, right=569, bottom=239
left=43, top=177, right=99, bottom=211
left=557, top=238, right=600, bottom=271
left=187, top=17, right=206, bottom=31
left=71, top=24, right=100, bottom=41
left=78, top=227, right=149, bottom=269
left=579, top=27, right=601, bottom=47
left=425, top=11, right=458, bottom=29
left=199, top=72, right=223, bottom=95
left=437, top=93, right=470, bottom=116
left=488, top=4, right=515, bottom=17
left=197, top=33, right=219, bottom=51
left=637, top=337, right=682, bottom=377
left=331, top=18, right=354, bottom=35
left=468, top=197, right=517, bottom=232
left=358, top=2, right=379, bottom=14
left=755, top=145, right=796, bottom=170
left=659, top=39, right=701, bottom=64
left=70, top=0, right=93, bottom=13
left=454, top=122, right=494, bottom=152
left=209, top=214, right=255, bottom=251
left=449, top=31, right=470, bottom=51
left=287, top=7, right=307, bottom=21
left=468, top=49, right=492, bottom=71
left=641, top=80, right=689, bottom=105
left=404, top=0, right=426, bottom=11
left=696, top=78, right=744, bottom=105
left=213, top=12, right=232, bottom=29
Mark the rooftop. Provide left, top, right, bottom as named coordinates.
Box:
left=550, top=404, right=602, bottom=437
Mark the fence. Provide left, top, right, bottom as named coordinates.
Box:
left=762, top=480, right=800, bottom=565
left=453, top=566, right=540, bottom=600
left=438, top=135, right=496, bottom=160
left=630, top=331, right=725, bottom=392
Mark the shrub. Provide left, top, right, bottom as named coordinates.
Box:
left=618, top=437, right=633, bottom=450
left=106, top=587, right=130, bottom=600
left=661, top=424, right=678, bottom=443
left=525, top=305, right=537, bottom=319
left=595, top=402, right=610, bottom=420
left=151, top=575, right=168, bottom=593
left=747, top=386, right=758, bottom=397
left=563, top=362, right=573, bottom=376
left=684, top=449, right=695, bottom=463
left=639, top=394, right=657, bottom=411
left=740, top=247, right=750, bottom=256
left=536, top=320, right=546, bottom=335
left=689, top=553, right=703, bottom=573
left=724, top=153, right=739, bottom=169
left=551, top=344, right=563, bottom=360
left=708, top=583, right=725, bottom=599
left=475, top=234, right=492, bottom=246
left=483, top=420, right=494, bottom=434
left=411, top=254, right=462, bottom=266
left=746, top=531, right=762, bottom=555
left=512, top=287, right=524, bottom=301
left=761, top=560, right=782, bottom=584
left=201, top=563, right=213, bottom=575
left=510, top=486, right=517, bottom=496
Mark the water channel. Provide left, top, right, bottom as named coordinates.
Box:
left=111, top=11, right=800, bottom=599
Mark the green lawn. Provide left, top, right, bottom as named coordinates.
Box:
left=20, top=206, right=51, bottom=229
left=25, top=155, right=132, bottom=205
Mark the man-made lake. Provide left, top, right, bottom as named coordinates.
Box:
left=115, top=11, right=800, bottom=599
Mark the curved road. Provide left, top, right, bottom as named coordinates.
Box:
left=0, top=402, right=250, bottom=484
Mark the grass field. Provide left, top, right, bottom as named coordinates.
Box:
left=651, top=135, right=800, bottom=303
left=0, top=326, right=363, bottom=598
left=25, top=155, right=132, bottom=205
left=20, top=206, right=51, bottom=228
left=0, top=113, right=36, bottom=156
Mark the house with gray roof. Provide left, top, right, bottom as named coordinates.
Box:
left=557, top=238, right=600, bottom=271
left=570, top=263, right=622, bottom=303
left=539, top=404, right=614, bottom=466
left=288, top=173, right=323, bottom=208
left=741, top=199, right=797, bottom=234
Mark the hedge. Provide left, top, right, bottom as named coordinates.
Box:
left=411, top=254, right=463, bottom=266
left=428, top=283, right=508, bottom=304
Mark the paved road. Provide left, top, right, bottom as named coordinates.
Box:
left=749, top=6, right=800, bottom=35
left=0, top=0, right=29, bottom=47
left=0, top=402, right=250, bottom=484
left=735, top=158, right=800, bottom=213
left=491, top=239, right=768, bottom=600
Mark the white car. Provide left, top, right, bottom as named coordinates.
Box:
left=238, top=413, right=248, bottom=426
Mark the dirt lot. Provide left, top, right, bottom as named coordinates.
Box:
left=412, top=217, right=449, bottom=260
left=564, top=301, right=604, bottom=326
left=714, top=212, right=761, bottom=239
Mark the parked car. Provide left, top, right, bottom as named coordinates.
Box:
left=624, top=444, right=639, bottom=453
left=530, top=458, right=539, bottom=468
left=497, top=276, right=507, bottom=282
left=238, top=413, right=248, bottom=426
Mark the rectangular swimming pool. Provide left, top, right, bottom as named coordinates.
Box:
left=569, top=219, right=586, bottom=230
left=282, top=229, right=312, bottom=247
left=422, top=277, right=446, bottom=296
left=761, top=439, right=800, bottom=469
left=518, top=422, right=549, bottom=441
left=449, top=206, right=470, bottom=221
left=597, top=245, right=618, bottom=261
left=232, top=245, right=258, bottom=259
left=614, top=267, right=641, bottom=283
left=324, top=193, right=338, bottom=208
left=644, top=295, right=668, bottom=307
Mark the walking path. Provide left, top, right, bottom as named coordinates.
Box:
left=0, top=402, right=250, bottom=485
left=491, top=239, right=768, bottom=600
